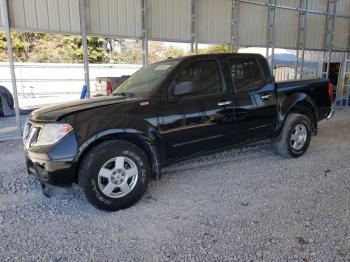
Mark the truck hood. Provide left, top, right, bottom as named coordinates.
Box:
left=30, top=95, right=141, bottom=122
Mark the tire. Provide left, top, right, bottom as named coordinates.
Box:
left=274, top=113, right=312, bottom=158
left=79, top=140, right=150, bottom=211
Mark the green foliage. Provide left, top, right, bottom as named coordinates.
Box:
left=87, top=36, right=108, bottom=63
left=113, top=40, right=142, bottom=64
left=164, top=46, right=186, bottom=59
left=0, top=32, right=7, bottom=61
left=0, top=31, right=32, bottom=61
left=0, top=32, right=108, bottom=63
left=207, top=44, right=231, bottom=54
left=201, top=44, right=232, bottom=54
left=148, top=42, right=187, bottom=64
left=0, top=31, right=233, bottom=64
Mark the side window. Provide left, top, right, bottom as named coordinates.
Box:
left=229, top=58, right=264, bottom=91
left=173, top=60, right=222, bottom=96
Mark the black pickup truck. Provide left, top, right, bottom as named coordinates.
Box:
left=23, top=54, right=333, bottom=211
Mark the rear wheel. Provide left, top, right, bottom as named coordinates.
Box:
left=274, top=113, right=312, bottom=158
left=79, top=140, right=150, bottom=211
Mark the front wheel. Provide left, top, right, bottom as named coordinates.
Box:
left=274, top=113, right=312, bottom=158
left=79, top=140, right=150, bottom=211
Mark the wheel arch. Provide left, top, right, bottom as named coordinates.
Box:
left=277, top=92, right=318, bottom=136
left=74, top=129, right=164, bottom=183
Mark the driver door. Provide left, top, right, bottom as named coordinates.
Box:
left=159, top=59, right=235, bottom=159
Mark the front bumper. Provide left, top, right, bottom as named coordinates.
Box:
left=25, top=153, right=75, bottom=186
left=24, top=131, right=78, bottom=186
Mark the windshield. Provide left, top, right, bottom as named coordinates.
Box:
left=113, top=59, right=180, bottom=98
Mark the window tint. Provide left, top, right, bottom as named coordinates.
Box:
left=229, top=58, right=263, bottom=91
left=174, top=60, right=222, bottom=96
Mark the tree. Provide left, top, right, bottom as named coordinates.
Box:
left=205, top=44, right=232, bottom=54
left=0, top=32, right=108, bottom=63
left=0, top=32, right=193, bottom=64
left=0, top=31, right=31, bottom=61
left=148, top=42, right=187, bottom=63
left=0, top=32, right=7, bottom=61
left=61, top=35, right=108, bottom=63
left=113, top=39, right=142, bottom=64
left=28, top=34, right=68, bottom=63
left=164, top=46, right=186, bottom=59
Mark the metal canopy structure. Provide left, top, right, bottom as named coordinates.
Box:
left=1, top=0, right=349, bottom=50
left=0, top=0, right=350, bottom=140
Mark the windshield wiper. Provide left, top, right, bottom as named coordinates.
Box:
left=113, top=92, right=136, bottom=97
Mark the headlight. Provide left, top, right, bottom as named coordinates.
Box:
left=22, top=119, right=31, bottom=140
left=37, top=123, right=73, bottom=146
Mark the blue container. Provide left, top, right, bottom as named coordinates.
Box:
left=80, top=85, right=88, bottom=99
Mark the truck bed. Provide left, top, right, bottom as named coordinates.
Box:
left=276, top=78, right=331, bottom=121
left=276, top=78, right=329, bottom=92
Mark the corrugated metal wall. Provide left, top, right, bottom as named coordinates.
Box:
left=334, top=17, right=349, bottom=50
left=337, top=0, right=350, bottom=16
left=0, top=0, right=349, bottom=51
left=7, top=0, right=80, bottom=34
left=277, top=0, right=298, bottom=8
left=87, top=0, right=142, bottom=38
left=306, top=14, right=326, bottom=50
left=239, top=2, right=268, bottom=47
left=0, top=1, right=3, bottom=28
left=197, top=0, right=231, bottom=44
left=148, top=0, right=191, bottom=41
left=308, top=0, right=327, bottom=13
left=274, top=8, right=299, bottom=49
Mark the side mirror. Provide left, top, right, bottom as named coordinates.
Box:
left=173, top=81, right=194, bottom=96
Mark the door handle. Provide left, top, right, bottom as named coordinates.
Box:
left=217, top=101, right=232, bottom=106
left=261, top=94, right=272, bottom=100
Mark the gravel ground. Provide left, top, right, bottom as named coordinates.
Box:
left=0, top=115, right=28, bottom=139
left=0, top=109, right=350, bottom=261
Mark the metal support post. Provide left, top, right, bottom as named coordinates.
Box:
left=345, top=53, right=350, bottom=106
left=322, top=0, right=337, bottom=79
left=190, top=0, right=198, bottom=54
left=337, top=52, right=350, bottom=106
left=266, top=0, right=276, bottom=70
left=337, top=21, right=350, bottom=107
left=1, top=0, right=21, bottom=136
left=345, top=14, right=350, bottom=107
left=141, top=0, right=148, bottom=66
left=79, top=0, right=90, bottom=98
left=230, top=0, right=240, bottom=53
left=295, top=0, right=308, bottom=80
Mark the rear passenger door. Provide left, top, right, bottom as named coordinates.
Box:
left=160, top=59, right=235, bottom=159
left=228, top=57, right=277, bottom=142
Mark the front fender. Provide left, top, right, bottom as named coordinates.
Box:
left=74, top=124, right=164, bottom=180
left=76, top=128, right=146, bottom=158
